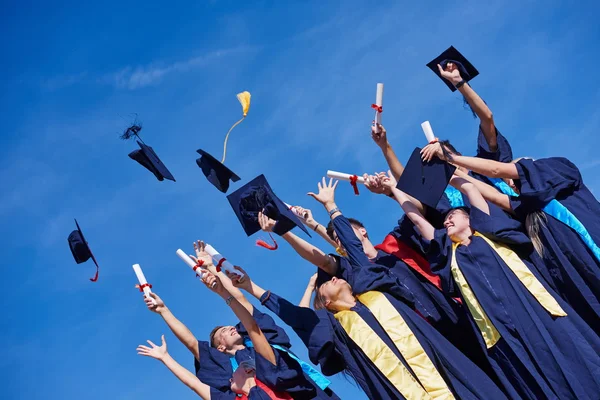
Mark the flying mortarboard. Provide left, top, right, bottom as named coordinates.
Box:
left=227, top=174, right=311, bottom=239
left=197, top=91, right=250, bottom=193
left=426, top=46, right=479, bottom=92
left=68, top=219, right=100, bottom=282
left=121, top=122, right=176, bottom=182
left=396, top=147, right=456, bottom=209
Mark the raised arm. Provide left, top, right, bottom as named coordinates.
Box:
left=258, top=212, right=339, bottom=276
left=145, top=292, right=199, bottom=360
left=453, top=169, right=513, bottom=213
left=192, top=240, right=253, bottom=314
left=202, top=272, right=276, bottom=366
left=299, top=273, right=317, bottom=308
left=371, top=124, right=405, bottom=179
left=291, top=206, right=338, bottom=249
left=381, top=171, right=435, bottom=241
left=437, top=63, right=496, bottom=151
left=450, top=176, right=490, bottom=215
left=137, top=335, right=211, bottom=399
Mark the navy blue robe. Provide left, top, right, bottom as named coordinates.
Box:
left=260, top=290, right=508, bottom=400
left=324, top=215, right=494, bottom=376
left=194, top=308, right=338, bottom=399
left=507, top=157, right=600, bottom=333
left=424, top=203, right=600, bottom=399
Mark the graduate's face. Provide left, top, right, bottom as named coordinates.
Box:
left=318, top=277, right=352, bottom=308
left=230, top=363, right=255, bottom=394
left=214, top=325, right=243, bottom=352
left=444, top=209, right=471, bottom=238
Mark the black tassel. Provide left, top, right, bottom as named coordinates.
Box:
left=120, top=123, right=142, bottom=140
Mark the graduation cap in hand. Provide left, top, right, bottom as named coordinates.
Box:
left=196, top=91, right=250, bottom=193
left=227, top=174, right=311, bottom=239
left=68, top=219, right=100, bottom=282
left=426, top=46, right=479, bottom=92
left=121, top=122, right=175, bottom=182
left=396, top=147, right=456, bottom=210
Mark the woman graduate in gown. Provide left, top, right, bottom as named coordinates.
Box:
left=229, top=263, right=508, bottom=399
left=385, top=170, right=600, bottom=400
left=421, top=144, right=600, bottom=333
left=137, top=271, right=302, bottom=400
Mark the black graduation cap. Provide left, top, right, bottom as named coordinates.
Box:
left=121, top=123, right=175, bottom=182
left=68, top=219, right=100, bottom=282
left=196, top=149, right=240, bottom=193
left=396, top=147, right=456, bottom=209
left=227, top=174, right=311, bottom=237
left=426, top=46, right=479, bottom=92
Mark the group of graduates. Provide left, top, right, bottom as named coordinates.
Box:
left=133, top=47, right=600, bottom=399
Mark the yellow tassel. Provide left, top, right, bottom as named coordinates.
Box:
left=222, top=91, right=251, bottom=163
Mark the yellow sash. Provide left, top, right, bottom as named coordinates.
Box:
left=450, top=232, right=567, bottom=349
left=334, top=291, right=454, bottom=400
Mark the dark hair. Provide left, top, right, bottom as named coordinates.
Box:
left=209, top=325, right=224, bottom=348
left=439, top=140, right=462, bottom=161
left=325, top=218, right=365, bottom=241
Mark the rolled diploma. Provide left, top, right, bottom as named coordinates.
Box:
left=133, top=263, right=156, bottom=304
left=205, top=244, right=245, bottom=282
left=284, top=202, right=308, bottom=219
left=421, top=121, right=435, bottom=143
left=176, top=248, right=211, bottom=280
left=326, top=170, right=366, bottom=184
left=374, top=83, right=384, bottom=125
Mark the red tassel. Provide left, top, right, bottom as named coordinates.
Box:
left=256, top=232, right=279, bottom=250
left=89, top=266, right=99, bottom=282
left=371, top=104, right=383, bottom=113
left=349, top=175, right=360, bottom=195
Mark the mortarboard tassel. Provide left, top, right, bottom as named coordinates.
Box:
left=90, top=265, right=99, bottom=282
left=256, top=232, right=279, bottom=251
left=221, top=91, right=251, bottom=163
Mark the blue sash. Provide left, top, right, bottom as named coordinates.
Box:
left=444, top=186, right=465, bottom=208
left=488, top=177, right=600, bottom=263
left=228, top=340, right=331, bottom=390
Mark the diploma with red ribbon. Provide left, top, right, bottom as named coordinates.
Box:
left=371, top=83, right=384, bottom=127
left=205, top=244, right=245, bottom=283
left=421, top=121, right=437, bottom=143
left=175, top=249, right=217, bottom=288
left=133, top=263, right=157, bottom=305
left=326, top=170, right=365, bottom=195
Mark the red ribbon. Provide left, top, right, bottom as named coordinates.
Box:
left=193, top=259, right=205, bottom=273
left=137, top=283, right=153, bottom=292
left=349, top=175, right=360, bottom=195
left=89, top=266, right=99, bottom=282
left=256, top=232, right=279, bottom=251
left=216, top=258, right=226, bottom=272
left=429, top=137, right=439, bottom=144
left=371, top=104, right=383, bottom=113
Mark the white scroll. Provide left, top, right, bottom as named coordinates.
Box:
left=374, top=83, right=384, bottom=126
left=284, top=202, right=308, bottom=219
left=205, top=244, right=245, bottom=283
left=132, top=263, right=157, bottom=305
left=175, top=249, right=216, bottom=288
left=326, top=170, right=366, bottom=184
left=421, top=121, right=436, bottom=143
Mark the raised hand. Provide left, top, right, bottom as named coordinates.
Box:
left=294, top=206, right=314, bottom=225
left=145, top=292, right=166, bottom=314
left=381, top=170, right=398, bottom=190
left=230, top=266, right=252, bottom=292
left=308, top=273, right=318, bottom=291
left=201, top=271, right=226, bottom=295
left=363, top=172, right=391, bottom=196
left=437, top=62, right=462, bottom=86
left=420, top=142, right=445, bottom=162
left=193, top=240, right=214, bottom=268
left=137, top=335, right=168, bottom=361
left=371, top=123, right=388, bottom=148
left=258, top=211, right=277, bottom=232
left=307, top=177, right=338, bottom=207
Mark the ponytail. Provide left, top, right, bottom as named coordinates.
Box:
left=525, top=211, right=548, bottom=257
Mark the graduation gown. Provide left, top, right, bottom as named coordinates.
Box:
left=259, top=289, right=507, bottom=400
left=425, top=203, right=600, bottom=400
left=194, top=308, right=338, bottom=400
left=507, top=157, right=600, bottom=333
left=325, top=215, right=493, bottom=375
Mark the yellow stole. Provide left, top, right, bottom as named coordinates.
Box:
left=450, top=231, right=567, bottom=349
left=334, top=291, right=454, bottom=400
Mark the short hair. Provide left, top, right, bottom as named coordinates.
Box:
left=209, top=325, right=224, bottom=348
left=325, top=218, right=365, bottom=241
left=313, top=285, right=326, bottom=310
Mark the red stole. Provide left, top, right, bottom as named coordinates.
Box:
left=239, top=379, right=293, bottom=400
left=375, top=234, right=461, bottom=304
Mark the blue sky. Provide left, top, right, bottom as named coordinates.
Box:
left=1, top=1, right=600, bottom=399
